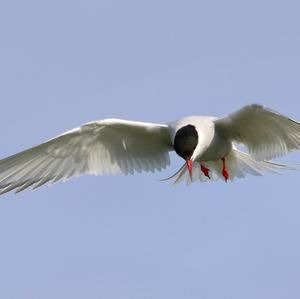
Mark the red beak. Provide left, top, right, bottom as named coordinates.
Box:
left=186, top=159, right=193, bottom=179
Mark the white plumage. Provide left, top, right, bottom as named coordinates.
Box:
left=215, top=104, right=300, bottom=160
left=0, top=104, right=299, bottom=195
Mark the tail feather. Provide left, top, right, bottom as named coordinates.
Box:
left=161, top=148, right=298, bottom=185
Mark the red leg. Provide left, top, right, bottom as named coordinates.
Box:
left=221, top=157, right=229, bottom=182
left=200, top=164, right=210, bottom=179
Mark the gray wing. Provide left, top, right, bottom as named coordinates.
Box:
left=214, top=104, right=300, bottom=160
left=0, top=119, right=173, bottom=195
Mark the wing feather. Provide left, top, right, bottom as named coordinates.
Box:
left=215, top=104, right=300, bottom=160
left=0, top=118, right=173, bottom=195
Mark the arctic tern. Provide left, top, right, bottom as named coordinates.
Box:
left=0, top=104, right=299, bottom=195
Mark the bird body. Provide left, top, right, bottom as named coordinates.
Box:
left=0, top=104, right=300, bottom=195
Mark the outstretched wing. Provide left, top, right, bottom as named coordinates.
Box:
left=0, top=119, right=173, bottom=195
left=214, top=104, right=300, bottom=160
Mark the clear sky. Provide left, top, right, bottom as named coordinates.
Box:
left=0, top=1, right=300, bottom=298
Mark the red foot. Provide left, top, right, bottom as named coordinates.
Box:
left=222, top=168, right=229, bottom=182
left=200, top=164, right=210, bottom=179
left=221, top=157, right=229, bottom=182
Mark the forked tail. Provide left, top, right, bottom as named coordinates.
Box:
left=161, top=148, right=298, bottom=185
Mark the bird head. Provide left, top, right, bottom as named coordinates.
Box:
left=173, top=124, right=198, bottom=179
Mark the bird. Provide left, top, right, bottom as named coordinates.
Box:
left=0, top=104, right=299, bottom=195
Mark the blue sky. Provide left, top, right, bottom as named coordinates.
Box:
left=1, top=1, right=300, bottom=298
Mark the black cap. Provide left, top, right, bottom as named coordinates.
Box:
left=174, top=125, right=198, bottom=160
